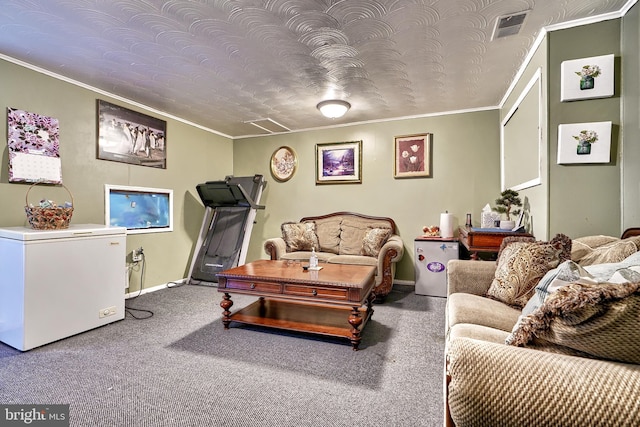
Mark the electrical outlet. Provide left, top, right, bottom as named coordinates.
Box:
left=99, top=306, right=117, bottom=318
left=132, top=247, right=143, bottom=262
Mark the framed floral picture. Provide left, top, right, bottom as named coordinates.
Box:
left=557, top=121, right=612, bottom=164
left=394, top=133, right=432, bottom=178
left=315, top=140, right=362, bottom=184
left=560, top=54, right=614, bottom=102
left=270, top=146, right=297, bottom=182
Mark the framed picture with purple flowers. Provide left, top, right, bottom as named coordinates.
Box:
left=394, top=133, right=432, bottom=178
left=560, top=54, right=614, bottom=102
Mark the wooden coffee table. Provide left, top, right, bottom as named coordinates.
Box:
left=216, top=260, right=376, bottom=350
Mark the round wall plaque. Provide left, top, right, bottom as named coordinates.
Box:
left=270, top=146, right=297, bottom=182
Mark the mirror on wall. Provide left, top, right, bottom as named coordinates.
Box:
left=501, top=68, right=542, bottom=191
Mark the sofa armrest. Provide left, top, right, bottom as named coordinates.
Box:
left=380, top=234, right=404, bottom=263
left=264, top=237, right=287, bottom=260
left=446, top=260, right=496, bottom=296
left=446, top=338, right=640, bottom=426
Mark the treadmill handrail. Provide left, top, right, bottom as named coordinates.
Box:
left=234, top=183, right=265, bottom=210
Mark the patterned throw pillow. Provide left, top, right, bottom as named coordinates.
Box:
left=506, top=280, right=640, bottom=364
left=281, top=222, right=319, bottom=252
left=486, top=234, right=572, bottom=308
left=362, top=228, right=391, bottom=257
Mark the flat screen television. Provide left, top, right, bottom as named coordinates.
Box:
left=105, top=184, right=173, bottom=234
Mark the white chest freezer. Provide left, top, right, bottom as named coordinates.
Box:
left=414, top=236, right=459, bottom=297
left=0, top=224, right=126, bottom=351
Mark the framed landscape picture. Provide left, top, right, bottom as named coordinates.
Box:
left=97, top=100, right=167, bottom=169
left=394, top=133, right=432, bottom=178
left=315, top=140, right=362, bottom=184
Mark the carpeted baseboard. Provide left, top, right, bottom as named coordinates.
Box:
left=0, top=283, right=446, bottom=427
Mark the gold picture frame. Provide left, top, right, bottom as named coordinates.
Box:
left=315, top=140, right=362, bottom=185
left=270, top=146, right=297, bottom=182
left=394, top=133, right=432, bottom=178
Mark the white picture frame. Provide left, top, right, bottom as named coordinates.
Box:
left=557, top=121, right=612, bottom=164
left=560, top=54, right=614, bottom=102
left=104, top=184, right=173, bottom=234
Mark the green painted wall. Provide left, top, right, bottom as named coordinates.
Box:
left=233, top=110, right=501, bottom=282
left=622, top=2, right=640, bottom=229
left=500, top=39, right=549, bottom=239
left=548, top=20, right=622, bottom=238
left=0, top=58, right=234, bottom=292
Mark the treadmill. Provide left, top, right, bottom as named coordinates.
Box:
left=188, top=175, right=266, bottom=285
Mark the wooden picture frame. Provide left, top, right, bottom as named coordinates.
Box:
left=394, top=133, right=432, bottom=178
left=97, top=100, right=167, bottom=169
left=270, top=146, right=297, bottom=182
left=315, top=140, right=362, bottom=185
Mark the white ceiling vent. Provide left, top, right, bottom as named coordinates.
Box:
left=244, top=118, right=291, bottom=134
left=492, top=11, right=529, bottom=40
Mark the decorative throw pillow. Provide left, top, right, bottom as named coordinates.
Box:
left=486, top=234, right=572, bottom=308
left=496, top=235, right=536, bottom=263
left=281, top=222, right=319, bottom=252
left=573, top=235, right=640, bottom=266
left=506, top=280, right=640, bottom=364
left=362, top=228, right=391, bottom=257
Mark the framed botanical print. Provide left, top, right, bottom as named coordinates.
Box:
left=315, top=140, right=362, bottom=184
left=394, top=133, right=432, bottom=178
left=270, top=146, right=297, bottom=182
left=560, top=54, right=614, bottom=102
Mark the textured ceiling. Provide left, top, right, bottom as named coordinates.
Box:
left=0, top=0, right=632, bottom=138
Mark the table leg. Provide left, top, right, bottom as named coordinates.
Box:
left=220, top=292, right=233, bottom=329
left=348, top=306, right=363, bottom=351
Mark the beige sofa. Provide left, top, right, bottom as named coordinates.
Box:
left=445, top=229, right=640, bottom=426
left=263, top=212, right=404, bottom=300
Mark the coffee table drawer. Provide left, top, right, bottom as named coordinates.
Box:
left=224, top=279, right=282, bottom=294
left=284, top=284, right=348, bottom=301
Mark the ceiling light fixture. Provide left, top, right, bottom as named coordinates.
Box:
left=317, top=100, right=351, bottom=119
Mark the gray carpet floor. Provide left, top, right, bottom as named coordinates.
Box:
left=0, top=283, right=446, bottom=427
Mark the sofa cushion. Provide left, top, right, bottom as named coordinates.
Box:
left=362, top=228, right=391, bottom=257
left=447, top=293, right=521, bottom=333
left=326, top=254, right=377, bottom=267
left=486, top=234, right=571, bottom=308
left=449, top=323, right=510, bottom=345
left=314, top=217, right=342, bottom=254
left=281, top=222, right=319, bottom=252
left=339, top=217, right=391, bottom=255
left=572, top=235, right=640, bottom=266
left=506, top=280, right=640, bottom=364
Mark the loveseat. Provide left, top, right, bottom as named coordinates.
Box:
left=263, top=212, right=404, bottom=299
left=444, top=229, right=640, bottom=426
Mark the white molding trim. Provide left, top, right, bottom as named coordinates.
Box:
left=125, top=278, right=188, bottom=299
left=499, top=0, right=638, bottom=109
left=0, top=53, right=232, bottom=139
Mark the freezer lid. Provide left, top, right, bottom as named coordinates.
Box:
left=0, top=224, right=126, bottom=241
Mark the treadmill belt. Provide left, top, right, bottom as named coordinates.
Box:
left=191, top=207, right=249, bottom=282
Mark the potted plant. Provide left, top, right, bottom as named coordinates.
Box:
left=494, top=189, right=522, bottom=229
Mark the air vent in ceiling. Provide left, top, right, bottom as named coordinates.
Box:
left=492, top=11, right=529, bottom=40
left=244, top=118, right=291, bottom=134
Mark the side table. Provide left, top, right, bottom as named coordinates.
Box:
left=458, top=226, right=533, bottom=260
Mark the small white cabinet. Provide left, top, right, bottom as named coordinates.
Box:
left=0, top=224, right=126, bottom=351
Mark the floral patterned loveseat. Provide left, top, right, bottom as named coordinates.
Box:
left=263, top=212, right=404, bottom=300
